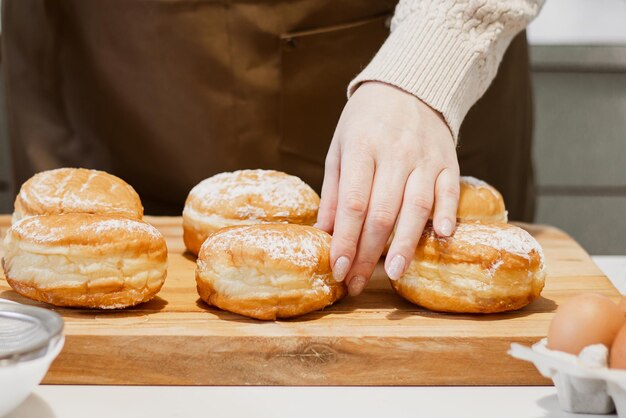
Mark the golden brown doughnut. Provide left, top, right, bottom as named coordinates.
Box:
left=457, top=176, right=507, bottom=222
left=183, top=170, right=319, bottom=255
left=13, top=168, right=143, bottom=223
left=3, top=213, right=167, bottom=309
left=390, top=221, right=545, bottom=313
left=195, top=224, right=346, bottom=320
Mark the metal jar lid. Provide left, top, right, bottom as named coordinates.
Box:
left=0, top=301, right=64, bottom=366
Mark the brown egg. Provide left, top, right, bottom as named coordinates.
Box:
left=548, top=293, right=625, bottom=355
left=610, top=324, right=626, bottom=369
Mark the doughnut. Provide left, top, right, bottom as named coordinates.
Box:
left=183, top=170, right=319, bottom=255
left=390, top=221, right=545, bottom=313
left=13, top=168, right=143, bottom=223
left=457, top=176, right=507, bottom=223
left=195, top=224, right=346, bottom=320
left=2, top=213, right=167, bottom=309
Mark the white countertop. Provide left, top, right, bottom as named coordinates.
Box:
left=6, top=256, right=625, bottom=418
left=6, top=386, right=604, bottom=418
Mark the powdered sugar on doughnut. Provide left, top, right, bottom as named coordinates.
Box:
left=10, top=214, right=162, bottom=244
left=450, top=222, right=544, bottom=262
left=460, top=176, right=502, bottom=200
left=85, top=218, right=162, bottom=239
left=460, top=176, right=490, bottom=188
left=487, top=259, right=505, bottom=277
left=10, top=217, right=66, bottom=244
left=205, top=225, right=323, bottom=268
left=15, top=168, right=141, bottom=219
left=189, top=170, right=318, bottom=219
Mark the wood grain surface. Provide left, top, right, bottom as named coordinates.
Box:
left=0, top=215, right=619, bottom=386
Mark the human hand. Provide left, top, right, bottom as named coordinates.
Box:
left=316, top=81, right=460, bottom=296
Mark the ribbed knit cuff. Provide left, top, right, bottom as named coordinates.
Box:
left=348, top=15, right=485, bottom=142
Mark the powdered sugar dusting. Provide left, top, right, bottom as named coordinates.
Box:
left=78, top=171, right=97, bottom=193
left=460, top=176, right=504, bottom=204
left=189, top=170, right=317, bottom=219
left=17, top=168, right=140, bottom=217
left=312, top=275, right=331, bottom=295
left=450, top=222, right=544, bottom=263
left=206, top=225, right=322, bottom=268
left=486, top=259, right=505, bottom=277
left=82, top=218, right=162, bottom=239
left=11, top=217, right=65, bottom=243
left=460, top=176, right=489, bottom=188
left=11, top=215, right=162, bottom=244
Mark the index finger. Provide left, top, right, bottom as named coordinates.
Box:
left=316, top=139, right=341, bottom=233
left=329, top=150, right=374, bottom=283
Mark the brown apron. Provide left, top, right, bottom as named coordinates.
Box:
left=1, top=0, right=534, bottom=221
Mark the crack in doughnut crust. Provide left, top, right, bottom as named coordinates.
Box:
left=196, top=224, right=346, bottom=320
left=13, top=168, right=143, bottom=223
left=3, top=213, right=167, bottom=309
left=391, top=222, right=546, bottom=313
left=183, top=170, right=319, bottom=255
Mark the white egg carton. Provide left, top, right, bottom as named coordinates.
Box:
left=510, top=339, right=626, bottom=416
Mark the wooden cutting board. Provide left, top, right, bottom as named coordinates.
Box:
left=0, top=215, right=619, bottom=385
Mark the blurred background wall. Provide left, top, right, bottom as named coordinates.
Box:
left=528, top=0, right=626, bottom=254
left=0, top=0, right=625, bottom=254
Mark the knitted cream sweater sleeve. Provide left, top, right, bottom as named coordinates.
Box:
left=349, top=0, right=544, bottom=141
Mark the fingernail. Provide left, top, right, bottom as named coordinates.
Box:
left=332, top=256, right=350, bottom=282
left=386, top=255, right=406, bottom=280
left=438, top=219, right=454, bottom=237
left=348, top=275, right=367, bottom=297
left=313, top=222, right=320, bottom=229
